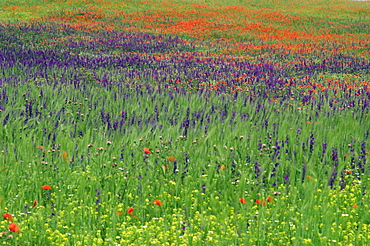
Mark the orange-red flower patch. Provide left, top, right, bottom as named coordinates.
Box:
left=239, top=198, right=247, bottom=204
left=127, top=207, right=134, bottom=215
left=267, top=195, right=273, bottom=202
left=42, top=185, right=52, bottom=190
left=219, top=165, right=227, bottom=170
left=3, top=213, right=13, bottom=221
left=255, top=199, right=267, bottom=205
left=32, top=199, right=38, bottom=208
left=9, top=223, right=20, bottom=233
left=62, top=151, right=69, bottom=162
left=152, top=200, right=162, bottom=205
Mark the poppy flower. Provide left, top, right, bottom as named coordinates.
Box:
left=62, top=151, right=69, bottom=162
left=32, top=199, right=38, bottom=208
left=152, top=200, right=162, bottom=205
left=143, top=148, right=150, bottom=154
left=127, top=207, right=134, bottom=215
left=3, top=213, right=13, bottom=221
left=255, top=199, right=266, bottom=205
left=267, top=195, right=273, bottom=202
left=239, top=198, right=247, bottom=204
left=167, top=156, right=176, bottom=161
left=352, top=204, right=358, bottom=208
left=42, top=185, right=51, bottom=190
left=219, top=165, right=227, bottom=170
left=8, top=223, right=20, bottom=233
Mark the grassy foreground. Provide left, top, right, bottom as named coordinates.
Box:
left=0, top=0, right=370, bottom=245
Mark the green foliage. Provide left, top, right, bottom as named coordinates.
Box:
left=0, top=0, right=369, bottom=245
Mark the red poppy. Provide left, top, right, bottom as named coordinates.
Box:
left=239, top=198, right=247, bottom=204
left=32, top=199, right=38, bottom=208
left=167, top=156, right=176, bottom=161
left=143, top=148, right=150, bottom=154
left=255, top=199, right=266, bottom=205
left=352, top=204, right=358, bottom=208
left=152, top=200, right=162, bottom=205
left=3, top=213, right=13, bottom=221
left=127, top=207, right=134, bottom=215
left=8, top=223, right=20, bottom=233
left=42, top=185, right=51, bottom=190
left=267, top=195, right=273, bottom=202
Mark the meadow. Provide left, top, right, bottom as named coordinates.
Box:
left=0, top=0, right=369, bottom=245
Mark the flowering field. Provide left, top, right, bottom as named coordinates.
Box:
left=0, top=0, right=370, bottom=245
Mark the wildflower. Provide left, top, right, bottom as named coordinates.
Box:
left=219, top=165, right=227, bottom=170
left=152, top=200, right=162, bottom=205
left=127, top=207, right=134, bottom=215
left=62, top=151, right=69, bottom=162
left=239, top=198, right=247, bottom=204
left=307, top=175, right=313, bottom=180
left=3, top=213, right=13, bottom=221
left=143, top=148, right=150, bottom=154
left=168, top=156, right=176, bottom=161
left=306, top=121, right=312, bottom=124
left=32, top=199, right=38, bottom=208
left=42, top=185, right=51, bottom=190
left=345, top=169, right=352, bottom=174
left=8, top=223, right=20, bottom=233
left=267, top=195, right=273, bottom=202
left=352, top=204, right=358, bottom=208
left=255, top=199, right=266, bottom=205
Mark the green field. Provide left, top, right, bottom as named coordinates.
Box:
left=0, top=0, right=369, bottom=245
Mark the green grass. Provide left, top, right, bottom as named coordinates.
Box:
left=1, top=73, right=369, bottom=245
left=0, top=0, right=370, bottom=245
